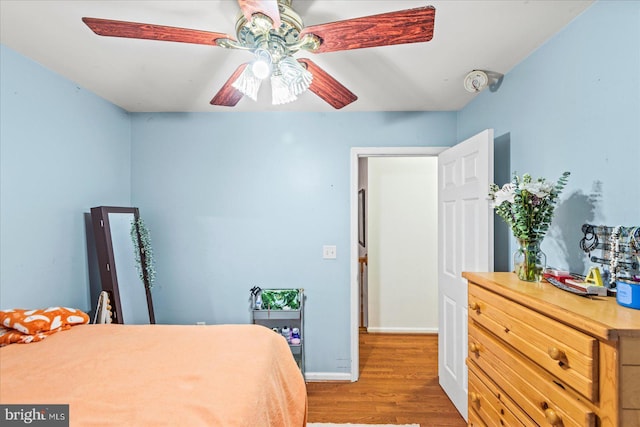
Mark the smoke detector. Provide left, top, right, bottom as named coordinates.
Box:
left=464, top=70, right=489, bottom=92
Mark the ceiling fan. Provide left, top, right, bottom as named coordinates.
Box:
left=82, top=0, right=436, bottom=109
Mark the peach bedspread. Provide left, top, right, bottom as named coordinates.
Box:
left=0, top=324, right=307, bottom=426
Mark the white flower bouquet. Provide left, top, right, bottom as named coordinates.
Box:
left=489, top=172, right=570, bottom=281
left=489, top=172, right=570, bottom=242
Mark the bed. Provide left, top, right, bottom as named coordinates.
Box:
left=0, top=323, right=307, bottom=426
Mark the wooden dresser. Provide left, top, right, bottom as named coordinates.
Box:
left=463, top=272, right=640, bottom=427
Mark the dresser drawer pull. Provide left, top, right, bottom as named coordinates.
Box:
left=469, top=342, right=482, bottom=353
left=544, top=408, right=563, bottom=426
left=469, top=391, right=480, bottom=403
left=469, top=301, right=480, bottom=311
left=547, top=347, right=567, bottom=365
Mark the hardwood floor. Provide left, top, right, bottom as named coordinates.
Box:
left=306, top=332, right=467, bottom=427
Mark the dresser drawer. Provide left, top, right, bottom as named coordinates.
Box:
left=469, top=322, right=596, bottom=427
left=468, top=361, right=533, bottom=426
left=468, top=408, right=487, bottom=427
left=469, top=283, right=598, bottom=401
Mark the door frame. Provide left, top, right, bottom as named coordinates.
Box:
left=349, top=146, right=446, bottom=381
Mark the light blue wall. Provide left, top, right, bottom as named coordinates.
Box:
left=457, top=0, right=640, bottom=274
left=129, top=112, right=457, bottom=373
left=0, top=45, right=131, bottom=311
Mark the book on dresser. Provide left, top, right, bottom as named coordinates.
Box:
left=463, top=272, right=640, bottom=427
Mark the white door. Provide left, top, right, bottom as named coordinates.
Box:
left=438, top=129, right=494, bottom=419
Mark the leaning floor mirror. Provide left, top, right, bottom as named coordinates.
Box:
left=91, top=206, right=155, bottom=324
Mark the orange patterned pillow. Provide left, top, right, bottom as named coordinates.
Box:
left=0, top=307, right=89, bottom=335
left=0, top=326, right=52, bottom=346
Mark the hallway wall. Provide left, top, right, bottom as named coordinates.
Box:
left=367, top=157, right=438, bottom=332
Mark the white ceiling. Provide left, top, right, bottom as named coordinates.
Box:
left=0, top=0, right=594, bottom=113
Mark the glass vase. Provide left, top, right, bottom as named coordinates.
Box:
left=513, top=239, right=546, bottom=282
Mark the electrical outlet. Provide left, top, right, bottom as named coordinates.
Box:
left=323, top=245, right=337, bottom=259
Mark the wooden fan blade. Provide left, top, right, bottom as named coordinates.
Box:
left=210, top=64, right=248, bottom=107
left=82, top=17, right=233, bottom=46
left=237, top=0, right=281, bottom=28
left=300, top=6, right=435, bottom=54
left=298, top=59, right=357, bottom=109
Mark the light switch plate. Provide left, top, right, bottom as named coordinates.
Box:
left=323, top=245, right=337, bottom=259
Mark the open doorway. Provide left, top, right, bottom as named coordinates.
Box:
left=359, top=156, right=439, bottom=333
left=350, top=131, right=496, bottom=421
left=349, top=147, right=446, bottom=381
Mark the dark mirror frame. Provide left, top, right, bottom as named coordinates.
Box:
left=358, top=189, right=366, bottom=247
left=90, top=206, right=155, bottom=324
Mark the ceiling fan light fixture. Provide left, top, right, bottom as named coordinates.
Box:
left=271, top=74, right=298, bottom=105
left=278, top=57, right=312, bottom=96
left=271, top=57, right=313, bottom=105
left=250, top=48, right=273, bottom=80
left=252, top=60, right=271, bottom=80
left=232, top=65, right=262, bottom=101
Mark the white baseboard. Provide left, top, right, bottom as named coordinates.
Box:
left=305, top=372, right=353, bottom=382
left=366, top=326, right=438, bottom=334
